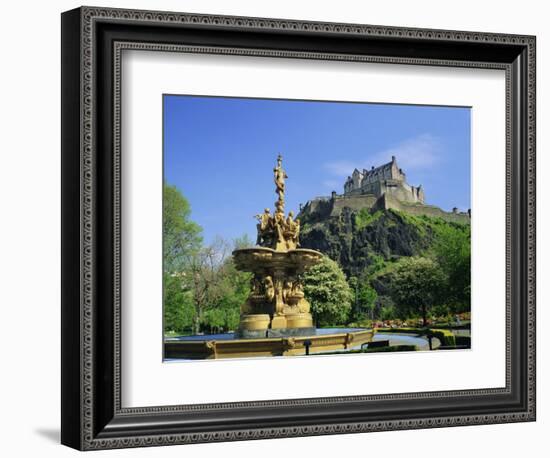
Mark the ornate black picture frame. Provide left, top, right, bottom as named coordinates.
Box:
left=61, top=6, right=536, bottom=450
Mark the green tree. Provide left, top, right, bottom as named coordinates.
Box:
left=186, top=237, right=231, bottom=334
left=163, top=183, right=202, bottom=273
left=349, top=276, right=377, bottom=322
left=357, top=254, right=386, bottom=320
left=302, top=256, right=353, bottom=327
left=163, top=272, right=194, bottom=334
left=163, top=183, right=203, bottom=334
left=188, top=236, right=252, bottom=334
left=377, top=257, right=446, bottom=326
left=357, top=283, right=378, bottom=319
left=431, top=224, right=471, bottom=311
left=233, top=233, right=254, bottom=250
left=201, top=246, right=251, bottom=333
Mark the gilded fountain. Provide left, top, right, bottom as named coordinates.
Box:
left=233, top=155, right=323, bottom=337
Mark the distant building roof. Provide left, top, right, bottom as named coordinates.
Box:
left=360, top=156, right=398, bottom=179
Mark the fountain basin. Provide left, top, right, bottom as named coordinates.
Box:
left=232, top=247, right=323, bottom=272
left=165, top=328, right=374, bottom=360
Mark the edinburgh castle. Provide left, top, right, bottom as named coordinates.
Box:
left=298, top=156, right=470, bottom=225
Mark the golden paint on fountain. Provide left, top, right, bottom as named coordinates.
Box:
left=233, top=154, right=323, bottom=337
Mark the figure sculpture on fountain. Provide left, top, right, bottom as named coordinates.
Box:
left=255, top=155, right=301, bottom=252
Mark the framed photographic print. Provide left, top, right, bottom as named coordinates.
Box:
left=61, top=6, right=536, bottom=450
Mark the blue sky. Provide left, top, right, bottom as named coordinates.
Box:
left=164, top=95, right=471, bottom=246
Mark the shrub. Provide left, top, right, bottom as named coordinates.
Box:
left=428, top=329, right=456, bottom=347
left=303, top=256, right=353, bottom=326
left=455, top=335, right=471, bottom=348
left=355, top=209, right=383, bottom=230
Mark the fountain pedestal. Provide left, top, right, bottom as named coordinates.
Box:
left=233, top=247, right=322, bottom=338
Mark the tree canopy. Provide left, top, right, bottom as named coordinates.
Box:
left=163, top=183, right=203, bottom=273
left=375, top=256, right=446, bottom=326
left=302, top=256, right=353, bottom=327
left=431, top=223, right=471, bottom=310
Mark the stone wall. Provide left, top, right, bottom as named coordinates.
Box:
left=330, top=194, right=378, bottom=216
left=299, top=194, right=378, bottom=222
left=299, top=197, right=333, bottom=223
left=376, top=194, right=470, bottom=225
left=299, top=191, right=469, bottom=226
left=344, top=179, right=424, bottom=204
left=380, top=180, right=424, bottom=204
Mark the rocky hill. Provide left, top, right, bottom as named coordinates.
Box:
left=298, top=206, right=468, bottom=278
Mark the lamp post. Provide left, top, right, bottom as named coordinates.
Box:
left=304, top=339, right=312, bottom=356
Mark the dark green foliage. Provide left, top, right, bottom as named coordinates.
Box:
left=354, top=209, right=383, bottom=230
left=378, top=303, right=398, bottom=321
left=349, top=254, right=385, bottom=321
left=454, top=335, right=471, bottom=348
left=358, top=255, right=385, bottom=314
left=302, top=256, right=353, bottom=327
left=374, top=257, right=447, bottom=326
left=431, top=222, right=471, bottom=311
left=356, top=282, right=377, bottom=319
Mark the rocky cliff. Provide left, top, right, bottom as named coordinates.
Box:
left=298, top=206, right=466, bottom=278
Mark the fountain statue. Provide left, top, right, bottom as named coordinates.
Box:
left=233, top=155, right=324, bottom=337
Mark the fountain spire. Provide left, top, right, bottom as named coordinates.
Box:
left=255, top=155, right=300, bottom=252
left=273, top=153, right=287, bottom=215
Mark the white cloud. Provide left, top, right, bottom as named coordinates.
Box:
left=323, top=134, right=442, bottom=178
left=374, top=134, right=441, bottom=170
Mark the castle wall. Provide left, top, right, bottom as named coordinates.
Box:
left=300, top=197, right=333, bottom=221
left=300, top=192, right=469, bottom=226
left=359, top=180, right=382, bottom=197
left=330, top=194, right=378, bottom=216
left=376, top=194, right=470, bottom=224
left=382, top=181, right=424, bottom=204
